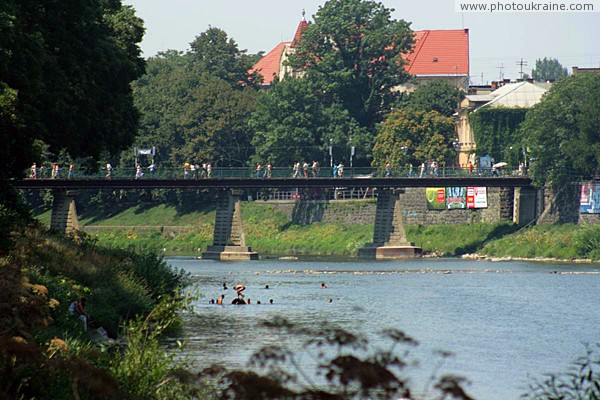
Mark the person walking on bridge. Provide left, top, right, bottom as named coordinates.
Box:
left=30, top=163, right=37, bottom=179
left=256, top=163, right=263, bottom=178
left=292, top=162, right=300, bottom=178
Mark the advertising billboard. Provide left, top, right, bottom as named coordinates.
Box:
left=446, top=187, right=467, bottom=209
left=466, top=187, right=488, bottom=209
left=580, top=182, right=600, bottom=214
left=426, top=187, right=446, bottom=210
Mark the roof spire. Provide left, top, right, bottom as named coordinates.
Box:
left=302, top=9, right=306, bottom=21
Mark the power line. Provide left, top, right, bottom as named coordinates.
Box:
left=516, top=58, right=528, bottom=80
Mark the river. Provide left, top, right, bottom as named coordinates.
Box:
left=168, top=257, right=600, bottom=399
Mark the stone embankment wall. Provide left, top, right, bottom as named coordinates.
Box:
left=264, top=187, right=515, bottom=226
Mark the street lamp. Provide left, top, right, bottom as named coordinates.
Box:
left=349, top=138, right=355, bottom=169
left=329, top=138, right=333, bottom=167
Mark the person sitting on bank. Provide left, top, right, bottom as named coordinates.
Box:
left=69, top=298, right=91, bottom=331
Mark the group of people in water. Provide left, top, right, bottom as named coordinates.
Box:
left=209, top=282, right=332, bottom=305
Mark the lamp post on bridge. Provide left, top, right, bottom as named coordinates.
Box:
left=329, top=138, right=334, bottom=168
left=349, top=138, right=355, bottom=176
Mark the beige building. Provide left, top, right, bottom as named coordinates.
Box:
left=455, top=80, right=549, bottom=166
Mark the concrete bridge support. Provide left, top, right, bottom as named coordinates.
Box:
left=50, top=190, right=80, bottom=235
left=513, top=187, right=538, bottom=226
left=358, top=188, right=422, bottom=260
left=202, top=190, right=258, bottom=261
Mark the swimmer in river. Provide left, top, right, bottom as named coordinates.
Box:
left=321, top=283, right=328, bottom=289
left=223, top=283, right=228, bottom=290
left=269, top=299, right=273, bottom=304
left=217, top=294, right=225, bottom=305
left=257, top=300, right=261, bottom=304
left=247, top=299, right=251, bottom=304
left=210, top=299, right=215, bottom=304
left=328, top=298, right=333, bottom=303
left=265, top=284, right=269, bottom=289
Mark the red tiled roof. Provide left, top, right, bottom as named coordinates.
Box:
left=403, top=29, right=469, bottom=76
left=251, top=28, right=470, bottom=85
left=250, top=41, right=289, bottom=85
left=292, top=20, right=309, bottom=47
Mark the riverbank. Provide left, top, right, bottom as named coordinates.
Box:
left=0, top=207, right=197, bottom=399
left=35, top=202, right=600, bottom=262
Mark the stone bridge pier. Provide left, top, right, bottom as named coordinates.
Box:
left=202, top=190, right=259, bottom=261
left=358, top=188, right=422, bottom=260
left=50, top=190, right=80, bottom=235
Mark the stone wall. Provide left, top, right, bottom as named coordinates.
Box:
left=262, top=187, right=515, bottom=226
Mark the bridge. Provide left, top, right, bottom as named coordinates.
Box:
left=12, top=171, right=534, bottom=261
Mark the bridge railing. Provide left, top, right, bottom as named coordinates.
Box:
left=24, top=165, right=527, bottom=180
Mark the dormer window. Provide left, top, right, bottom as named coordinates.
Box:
left=433, top=57, right=439, bottom=62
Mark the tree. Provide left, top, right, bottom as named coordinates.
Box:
left=372, top=108, right=456, bottom=171
left=249, top=78, right=370, bottom=167
left=288, top=0, right=414, bottom=129
left=401, top=80, right=465, bottom=117
left=189, top=27, right=262, bottom=87
left=132, top=48, right=259, bottom=167
left=531, top=57, right=568, bottom=82
left=522, top=73, right=600, bottom=188
left=0, top=0, right=145, bottom=178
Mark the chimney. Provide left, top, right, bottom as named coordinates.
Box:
left=491, top=81, right=498, bottom=90
left=526, top=78, right=534, bottom=83
left=503, top=78, right=511, bottom=84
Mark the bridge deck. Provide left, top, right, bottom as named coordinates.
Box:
left=11, top=177, right=532, bottom=189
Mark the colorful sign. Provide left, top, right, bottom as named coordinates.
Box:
left=426, top=187, right=446, bottom=210
left=466, top=187, right=488, bottom=209
left=446, top=187, right=467, bottom=209
left=580, top=182, right=600, bottom=214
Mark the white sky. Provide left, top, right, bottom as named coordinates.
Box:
left=124, top=0, right=600, bottom=84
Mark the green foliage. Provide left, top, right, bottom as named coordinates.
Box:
left=288, top=0, right=414, bottom=129
left=481, top=223, right=586, bottom=259
left=0, top=0, right=145, bottom=178
left=249, top=78, right=371, bottom=166
left=468, top=106, right=528, bottom=163
left=372, top=108, right=456, bottom=170
left=531, top=57, right=568, bottom=82
left=401, top=80, right=465, bottom=117
left=522, top=73, right=600, bottom=188
left=574, top=224, right=600, bottom=259
left=189, top=26, right=262, bottom=87
left=204, top=317, right=475, bottom=400
left=132, top=47, right=259, bottom=167
left=524, top=345, right=600, bottom=400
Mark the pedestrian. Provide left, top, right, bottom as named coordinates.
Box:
left=292, top=162, right=300, bottom=178
left=385, top=162, right=391, bottom=177
left=148, top=163, right=155, bottom=177
left=468, top=161, right=474, bottom=176
left=432, top=161, right=438, bottom=178
left=68, top=298, right=91, bottom=331
left=68, top=164, right=74, bottom=179
left=183, top=162, right=190, bottom=179
left=201, top=163, right=207, bottom=179
left=39, top=165, right=45, bottom=178
left=256, top=163, right=263, bottom=178
left=337, top=163, right=344, bottom=177
left=55, top=164, right=61, bottom=179
left=311, top=161, right=319, bottom=177
left=408, top=163, right=414, bottom=178
left=419, top=162, right=425, bottom=178
left=266, top=162, right=272, bottom=179
left=135, top=165, right=143, bottom=179
left=51, top=164, right=56, bottom=179
left=333, top=164, right=339, bottom=177
left=302, top=161, right=309, bottom=178
left=207, top=163, right=212, bottom=178
left=30, top=163, right=37, bottom=179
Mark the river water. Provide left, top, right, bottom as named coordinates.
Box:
left=169, top=257, right=600, bottom=399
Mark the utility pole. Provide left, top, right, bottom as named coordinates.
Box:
left=517, top=58, right=528, bottom=80
left=497, top=63, right=504, bottom=81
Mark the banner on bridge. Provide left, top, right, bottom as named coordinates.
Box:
left=446, top=187, right=467, bottom=209
left=426, top=188, right=446, bottom=210
left=467, top=187, right=488, bottom=209
left=580, top=182, right=600, bottom=214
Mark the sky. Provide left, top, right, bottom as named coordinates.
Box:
left=123, top=0, right=600, bottom=84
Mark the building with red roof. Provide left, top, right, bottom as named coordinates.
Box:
left=251, top=18, right=470, bottom=90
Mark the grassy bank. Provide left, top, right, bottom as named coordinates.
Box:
left=1, top=200, right=198, bottom=399
left=40, top=202, right=530, bottom=257
left=481, top=223, right=600, bottom=260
